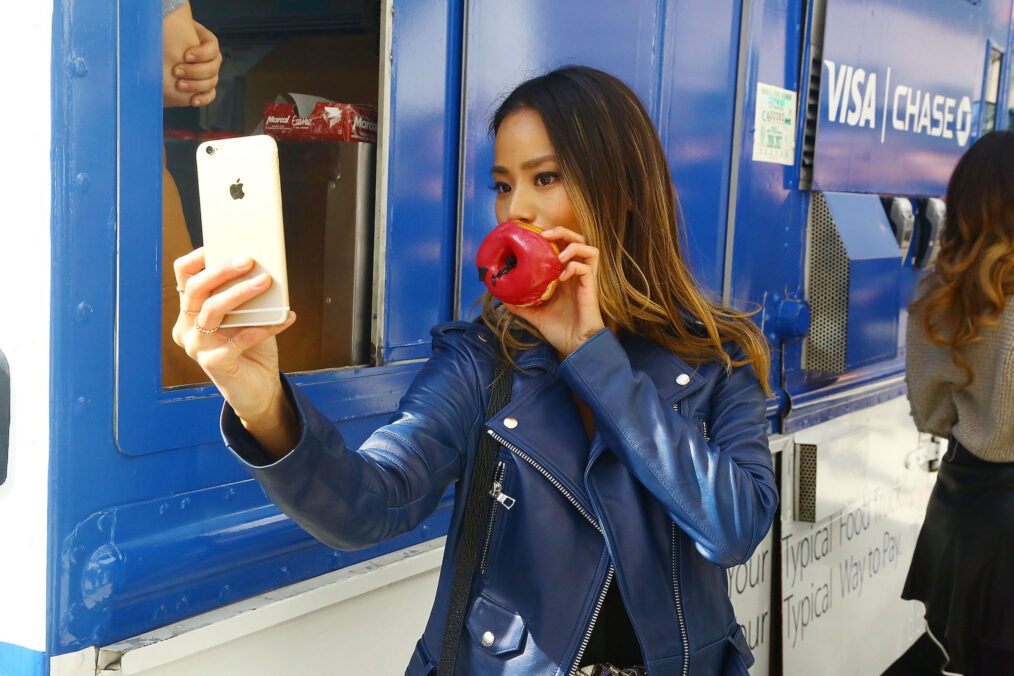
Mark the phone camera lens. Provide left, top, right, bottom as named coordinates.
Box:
left=206, top=146, right=216, bottom=156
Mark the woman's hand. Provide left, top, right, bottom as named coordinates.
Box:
left=506, top=227, right=606, bottom=358
left=173, top=248, right=299, bottom=456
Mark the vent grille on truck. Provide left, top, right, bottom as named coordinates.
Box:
left=794, top=443, right=818, bottom=523
left=804, top=192, right=850, bottom=373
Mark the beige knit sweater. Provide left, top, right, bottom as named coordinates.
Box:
left=905, top=277, right=1014, bottom=462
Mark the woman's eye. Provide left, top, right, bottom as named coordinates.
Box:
left=535, top=172, right=558, bottom=187
left=489, top=181, right=511, bottom=195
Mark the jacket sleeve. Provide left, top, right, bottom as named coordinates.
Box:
left=220, top=325, right=486, bottom=551
left=559, top=328, right=777, bottom=567
left=904, top=314, right=956, bottom=437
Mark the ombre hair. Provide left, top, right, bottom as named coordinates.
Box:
left=910, top=129, right=1014, bottom=387
left=480, top=66, right=772, bottom=394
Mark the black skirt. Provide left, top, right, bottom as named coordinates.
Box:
left=902, top=438, right=1014, bottom=649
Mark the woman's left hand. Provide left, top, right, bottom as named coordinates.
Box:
left=506, top=226, right=606, bottom=358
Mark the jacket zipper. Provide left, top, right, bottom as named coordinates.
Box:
left=485, top=429, right=611, bottom=674
left=568, top=565, right=614, bottom=675
left=671, top=522, right=690, bottom=676
left=479, top=461, right=513, bottom=575
left=670, top=402, right=691, bottom=674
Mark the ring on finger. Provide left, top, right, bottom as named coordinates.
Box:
left=194, top=315, right=218, bottom=335
left=227, top=337, right=243, bottom=353
left=181, top=309, right=199, bottom=316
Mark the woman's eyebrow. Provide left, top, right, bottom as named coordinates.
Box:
left=490, top=154, right=557, bottom=174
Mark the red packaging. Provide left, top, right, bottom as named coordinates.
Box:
left=263, top=101, right=378, bottom=143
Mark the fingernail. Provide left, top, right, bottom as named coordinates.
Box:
left=232, top=255, right=252, bottom=268
left=174, top=67, right=185, bottom=77
left=178, top=81, right=189, bottom=90
left=186, top=53, right=197, bottom=62
left=250, top=273, right=269, bottom=288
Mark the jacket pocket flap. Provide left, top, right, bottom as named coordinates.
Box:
left=466, top=594, right=527, bottom=656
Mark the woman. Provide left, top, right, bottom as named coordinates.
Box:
left=172, top=66, right=776, bottom=675
left=902, top=129, right=1014, bottom=675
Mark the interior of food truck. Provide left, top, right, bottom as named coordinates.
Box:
left=161, top=0, right=383, bottom=387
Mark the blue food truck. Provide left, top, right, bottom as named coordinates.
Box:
left=0, top=0, right=1011, bottom=673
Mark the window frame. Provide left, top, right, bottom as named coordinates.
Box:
left=113, top=0, right=434, bottom=455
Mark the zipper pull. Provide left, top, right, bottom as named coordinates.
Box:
left=489, top=481, right=516, bottom=509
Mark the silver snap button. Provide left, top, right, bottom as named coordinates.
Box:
left=482, top=631, right=495, bottom=647
left=676, top=373, right=691, bottom=386
left=503, top=416, right=518, bottom=429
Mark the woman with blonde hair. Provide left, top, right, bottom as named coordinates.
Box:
left=172, top=66, right=776, bottom=675
left=902, top=129, right=1014, bottom=675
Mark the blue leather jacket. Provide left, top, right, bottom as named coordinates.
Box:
left=223, top=322, right=777, bottom=675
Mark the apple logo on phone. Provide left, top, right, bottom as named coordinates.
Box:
left=230, top=179, right=245, bottom=200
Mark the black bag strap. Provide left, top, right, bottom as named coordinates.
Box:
left=437, top=357, right=512, bottom=675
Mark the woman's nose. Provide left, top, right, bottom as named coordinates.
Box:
left=506, top=188, right=535, bottom=224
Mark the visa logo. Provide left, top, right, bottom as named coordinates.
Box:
left=824, top=61, right=878, bottom=128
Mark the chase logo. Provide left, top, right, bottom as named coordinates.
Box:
left=824, top=60, right=973, bottom=147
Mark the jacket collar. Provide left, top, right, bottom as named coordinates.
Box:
left=513, top=340, right=560, bottom=374
left=500, top=330, right=561, bottom=374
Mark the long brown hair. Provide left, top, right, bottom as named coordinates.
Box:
left=480, top=66, right=771, bottom=394
left=910, top=129, right=1014, bottom=386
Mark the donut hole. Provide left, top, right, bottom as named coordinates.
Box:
left=491, top=254, right=518, bottom=286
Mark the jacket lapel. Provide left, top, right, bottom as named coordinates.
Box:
left=484, top=342, right=595, bottom=513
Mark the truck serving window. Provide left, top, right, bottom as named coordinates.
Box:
left=116, top=0, right=459, bottom=456
left=160, top=2, right=380, bottom=388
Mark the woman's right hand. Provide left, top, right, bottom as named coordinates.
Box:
left=173, top=248, right=299, bottom=456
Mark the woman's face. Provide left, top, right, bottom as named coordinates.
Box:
left=492, top=108, right=581, bottom=235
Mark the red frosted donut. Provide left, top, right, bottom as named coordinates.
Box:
left=476, top=220, right=562, bottom=307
